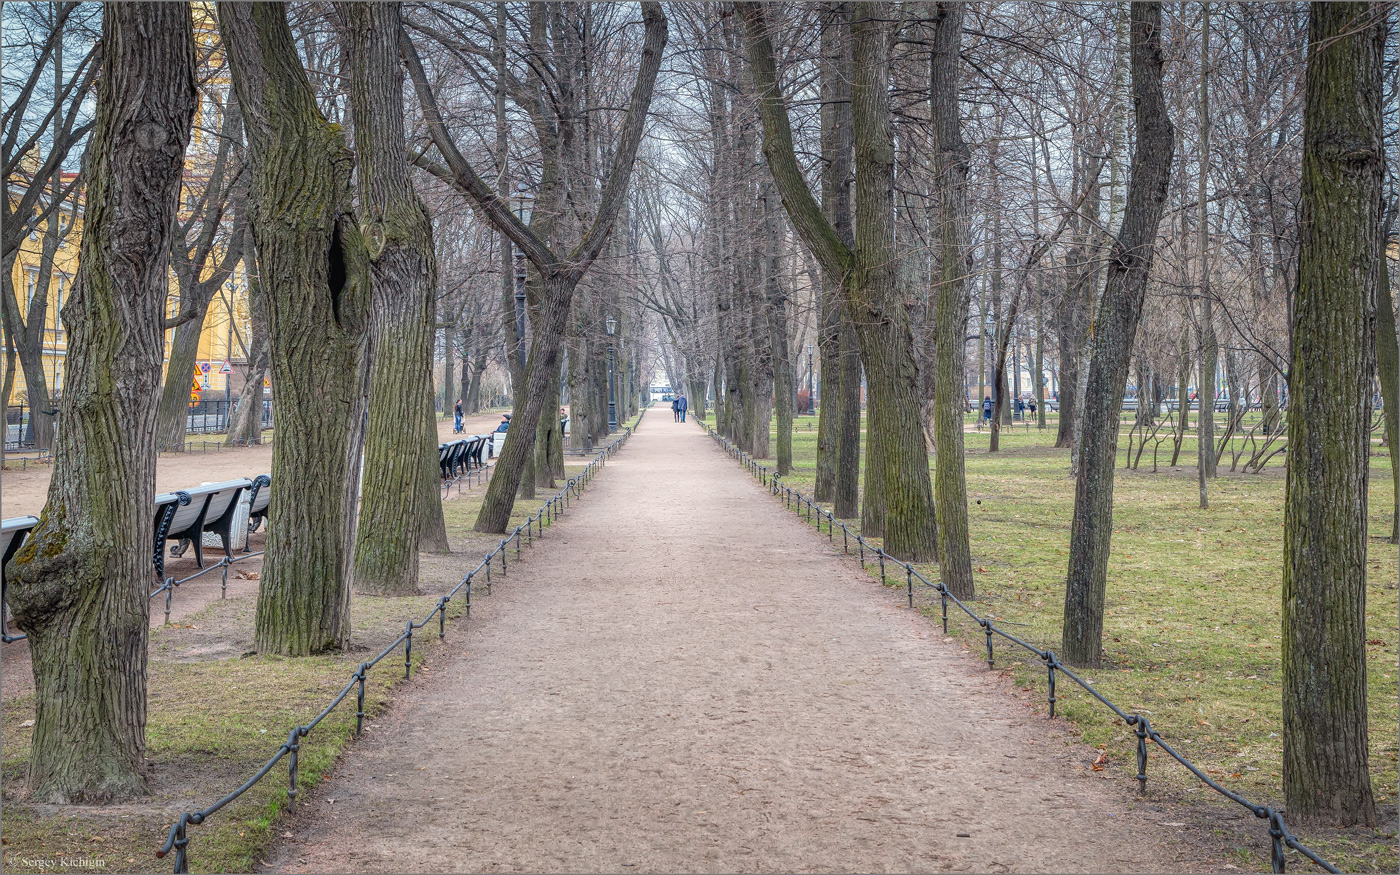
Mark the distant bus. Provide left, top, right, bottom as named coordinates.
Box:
left=650, top=385, right=673, bottom=402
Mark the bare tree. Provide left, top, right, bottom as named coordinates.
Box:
left=403, top=2, right=667, bottom=533
left=1061, top=2, right=1175, bottom=668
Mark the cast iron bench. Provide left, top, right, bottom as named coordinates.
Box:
left=162, top=478, right=253, bottom=569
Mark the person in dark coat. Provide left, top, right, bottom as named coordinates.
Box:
left=672, top=397, right=680, bottom=422
left=677, top=393, right=688, bottom=422
left=982, top=396, right=993, bottom=423
left=453, top=400, right=464, bottom=433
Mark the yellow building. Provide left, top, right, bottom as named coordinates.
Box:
left=5, top=177, right=251, bottom=410
left=5, top=4, right=250, bottom=412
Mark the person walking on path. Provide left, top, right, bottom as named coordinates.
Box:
left=671, top=397, right=680, bottom=422
left=677, top=393, right=688, bottom=423
left=982, top=396, right=993, bottom=424
left=453, top=400, right=464, bottom=434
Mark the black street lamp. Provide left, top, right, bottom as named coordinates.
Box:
left=512, top=183, right=534, bottom=375
left=606, top=315, right=618, bottom=432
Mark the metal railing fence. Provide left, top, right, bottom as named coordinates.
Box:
left=696, top=418, right=1337, bottom=875
left=156, top=412, right=642, bottom=872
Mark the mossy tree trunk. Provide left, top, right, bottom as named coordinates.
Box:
left=221, top=1, right=371, bottom=655
left=928, top=0, right=974, bottom=599
left=5, top=2, right=195, bottom=803
left=1281, top=0, right=1382, bottom=828
left=345, top=1, right=448, bottom=597
left=742, top=2, right=935, bottom=560
left=1061, top=2, right=1174, bottom=668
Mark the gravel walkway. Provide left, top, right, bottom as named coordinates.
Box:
left=269, top=415, right=1193, bottom=874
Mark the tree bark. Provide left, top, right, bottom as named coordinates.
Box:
left=1170, top=310, right=1192, bottom=467
left=156, top=317, right=205, bottom=451
left=226, top=254, right=268, bottom=446
left=1197, top=3, right=1217, bottom=504
left=762, top=182, right=794, bottom=476
left=816, top=3, right=857, bottom=515
left=742, top=1, right=935, bottom=560
left=1282, top=0, right=1382, bottom=828
left=928, top=0, right=974, bottom=598
left=346, top=1, right=448, bottom=597
left=221, top=1, right=372, bottom=655
left=1377, top=253, right=1399, bottom=543
left=5, top=2, right=195, bottom=802
left=1061, top=2, right=1174, bottom=668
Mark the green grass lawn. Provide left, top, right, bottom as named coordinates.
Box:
left=0, top=417, right=640, bottom=875
left=745, top=412, right=1398, bottom=872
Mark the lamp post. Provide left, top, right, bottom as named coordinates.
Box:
left=225, top=279, right=236, bottom=408
left=806, top=343, right=814, bottom=415
left=606, top=315, right=618, bottom=432
left=511, top=183, right=534, bottom=376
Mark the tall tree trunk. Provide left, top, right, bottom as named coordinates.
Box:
left=1197, top=3, right=1217, bottom=506
left=1170, top=310, right=1192, bottom=466
left=744, top=2, right=936, bottom=548
left=1377, top=253, right=1399, bottom=542
left=763, top=182, right=794, bottom=476
left=347, top=1, right=448, bottom=598
left=835, top=309, right=862, bottom=520
left=1034, top=291, right=1046, bottom=429
left=1282, top=0, right=1382, bottom=828
left=928, top=0, right=974, bottom=598
left=221, top=1, right=372, bottom=655
left=155, top=313, right=205, bottom=451
left=226, top=255, right=268, bottom=445
left=844, top=5, right=935, bottom=558
left=1061, top=2, right=1173, bottom=668
left=6, top=2, right=195, bottom=802
left=535, top=361, right=562, bottom=487
left=816, top=3, right=858, bottom=515
left=458, top=327, right=473, bottom=415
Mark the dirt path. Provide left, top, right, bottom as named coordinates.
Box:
left=263, top=414, right=1201, bottom=874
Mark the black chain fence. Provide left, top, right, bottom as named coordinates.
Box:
left=697, top=419, right=1337, bottom=875
left=156, top=413, right=642, bottom=873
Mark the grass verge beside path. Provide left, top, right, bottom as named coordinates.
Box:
left=733, top=412, right=1398, bottom=873
left=0, top=413, right=640, bottom=874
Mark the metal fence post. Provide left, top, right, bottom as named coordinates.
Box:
left=356, top=663, right=368, bottom=733
left=286, top=727, right=302, bottom=810
left=1134, top=716, right=1150, bottom=794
